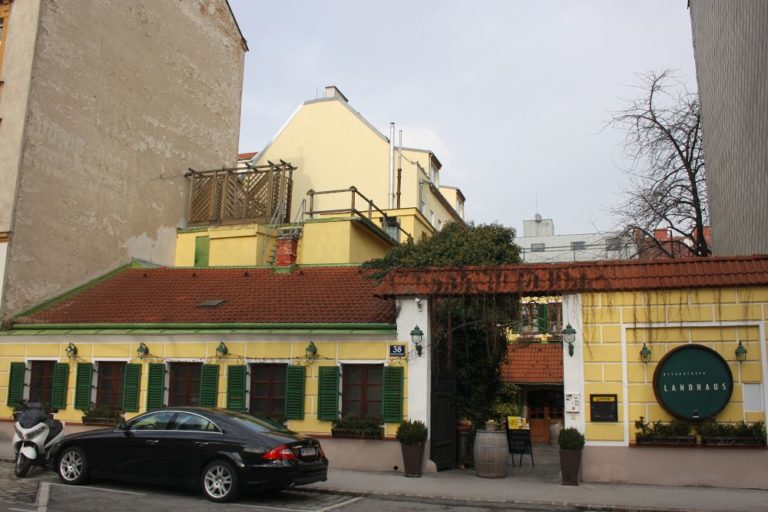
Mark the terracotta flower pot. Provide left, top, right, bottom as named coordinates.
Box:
left=401, top=442, right=425, bottom=477
left=559, top=448, right=582, bottom=485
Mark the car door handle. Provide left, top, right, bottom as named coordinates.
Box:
left=145, top=439, right=160, bottom=445
left=195, top=442, right=210, bottom=447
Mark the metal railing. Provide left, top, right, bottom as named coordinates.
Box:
left=306, top=187, right=412, bottom=242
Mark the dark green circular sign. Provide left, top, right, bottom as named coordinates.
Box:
left=653, top=344, right=733, bottom=421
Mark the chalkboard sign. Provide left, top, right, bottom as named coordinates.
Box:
left=590, top=394, right=618, bottom=422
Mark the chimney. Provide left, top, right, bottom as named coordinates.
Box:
left=275, top=235, right=299, bottom=267
left=324, top=85, right=349, bottom=103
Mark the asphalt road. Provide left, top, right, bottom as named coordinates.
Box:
left=0, top=467, right=579, bottom=512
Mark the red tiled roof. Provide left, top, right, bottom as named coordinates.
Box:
left=238, top=151, right=258, bottom=160
left=501, top=343, right=563, bottom=384
left=15, top=267, right=395, bottom=326
left=375, top=255, right=768, bottom=297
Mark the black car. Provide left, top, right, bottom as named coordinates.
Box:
left=49, top=407, right=328, bottom=502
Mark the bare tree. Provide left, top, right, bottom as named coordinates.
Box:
left=611, top=70, right=710, bottom=258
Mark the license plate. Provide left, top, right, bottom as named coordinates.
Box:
left=300, top=447, right=316, bottom=457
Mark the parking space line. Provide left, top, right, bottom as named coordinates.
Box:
left=48, top=483, right=146, bottom=496
left=319, top=497, right=363, bottom=511
left=35, top=481, right=50, bottom=512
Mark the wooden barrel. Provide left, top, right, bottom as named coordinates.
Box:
left=473, top=430, right=508, bottom=478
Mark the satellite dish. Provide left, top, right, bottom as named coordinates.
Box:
left=534, top=213, right=542, bottom=222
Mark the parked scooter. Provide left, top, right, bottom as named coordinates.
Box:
left=12, top=401, right=65, bottom=477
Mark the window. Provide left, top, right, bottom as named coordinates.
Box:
left=194, top=236, right=210, bottom=267
left=429, top=210, right=435, bottom=227
left=173, top=412, right=219, bottom=432
left=168, top=363, right=202, bottom=406
left=342, top=364, right=382, bottom=418
left=96, top=362, right=125, bottom=410
left=571, top=241, right=586, bottom=251
left=530, top=243, right=545, bottom=252
left=606, top=237, right=623, bottom=251
left=429, top=164, right=440, bottom=187
left=29, top=361, right=55, bottom=404
left=384, top=216, right=400, bottom=241
left=420, top=200, right=426, bottom=214
left=129, top=410, right=176, bottom=431
left=437, top=219, right=443, bottom=231
left=249, top=364, right=286, bottom=418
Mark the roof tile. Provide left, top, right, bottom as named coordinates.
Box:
left=501, top=343, right=563, bottom=384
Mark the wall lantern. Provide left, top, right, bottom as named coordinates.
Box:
left=640, top=343, right=652, bottom=364
left=306, top=341, right=318, bottom=360
left=216, top=341, right=229, bottom=357
left=65, top=342, right=78, bottom=359
left=562, top=324, right=576, bottom=357
left=735, top=341, right=748, bottom=362
left=136, top=342, right=150, bottom=358
left=410, top=325, right=424, bottom=357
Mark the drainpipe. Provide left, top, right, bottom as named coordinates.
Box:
left=396, top=129, right=403, bottom=209
left=389, top=122, right=395, bottom=209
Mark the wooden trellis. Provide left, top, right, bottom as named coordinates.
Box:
left=186, top=161, right=295, bottom=226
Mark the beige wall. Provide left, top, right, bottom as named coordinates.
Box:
left=0, top=0, right=245, bottom=320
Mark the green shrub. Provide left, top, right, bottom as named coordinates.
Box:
left=558, top=427, right=585, bottom=450
left=332, top=415, right=382, bottom=432
left=699, top=420, right=766, bottom=438
left=634, top=417, right=691, bottom=437
left=396, top=419, right=428, bottom=445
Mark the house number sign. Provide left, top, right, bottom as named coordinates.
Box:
left=389, top=345, right=406, bottom=357
left=653, top=344, right=733, bottom=421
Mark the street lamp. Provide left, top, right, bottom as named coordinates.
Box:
left=562, top=324, right=576, bottom=357
left=410, top=325, right=424, bottom=357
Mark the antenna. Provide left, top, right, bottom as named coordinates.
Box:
left=535, top=193, right=539, bottom=216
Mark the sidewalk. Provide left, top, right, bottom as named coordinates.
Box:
left=306, top=462, right=768, bottom=512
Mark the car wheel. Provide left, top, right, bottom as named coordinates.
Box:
left=14, top=450, right=32, bottom=478
left=58, top=447, right=89, bottom=485
left=201, top=459, right=240, bottom=502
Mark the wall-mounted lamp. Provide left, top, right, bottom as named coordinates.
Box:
left=735, top=341, right=748, bottom=362
left=306, top=341, right=318, bottom=360
left=562, top=324, right=576, bottom=357
left=414, top=297, right=423, bottom=312
left=65, top=342, right=78, bottom=359
left=216, top=341, right=229, bottom=358
left=640, top=342, right=652, bottom=364
left=137, top=342, right=150, bottom=358
left=410, top=325, right=424, bottom=357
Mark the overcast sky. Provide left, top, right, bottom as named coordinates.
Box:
left=228, top=0, right=697, bottom=235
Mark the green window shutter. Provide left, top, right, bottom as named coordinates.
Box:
left=122, top=364, right=142, bottom=412
left=285, top=366, right=306, bottom=420
left=194, top=236, right=210, bottom=267
left=74, top=363, right=93, bottom=411
left=199, top=364, right=219, bottom=408
left=317, top=366, right=339, bottom=421
left=51, top=363, right=69, bottom=410
left=537, top=303, right=549, bottom=333
left=146, top=363, right=166, bottom=411
left=382, top=366, right=404, bottom=423
left=7, top=362, right=26, bottom=406
left=226, top=365, right=247, bottom=411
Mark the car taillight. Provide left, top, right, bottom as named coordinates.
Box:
left=263, top=444, right=297, bottom=461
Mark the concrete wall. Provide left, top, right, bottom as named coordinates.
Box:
left=0, top=0, right=245, bottom=321
left=690, top=0, right=768, bottom=255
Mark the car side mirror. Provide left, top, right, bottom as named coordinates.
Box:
left=116, top=420, right=128, bottom=431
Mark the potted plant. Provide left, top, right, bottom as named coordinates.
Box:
left=700, top=420, right=767, bottom=447
left=396, top=419, right=428, bottom=477
left=634, top=417, right=696, bottom=446
left=331, top=415, right=384, bottom=439
left=81, top=404, right=124, bottom=426
left=558, top=427, right=585, bottom=485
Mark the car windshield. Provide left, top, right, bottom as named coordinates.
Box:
left=224, top=411, right=291, bottom=435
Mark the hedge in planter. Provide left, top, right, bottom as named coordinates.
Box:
left=331, top=415, right=384, bottom=439
left=396, top=419, right=428, bottom=477
left=558, top=427, right=584, bottom=486
left=634, top=417, right=696, bottom=446
left=700, top=420, right=766, bottom=447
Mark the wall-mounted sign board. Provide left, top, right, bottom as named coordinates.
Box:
left=653, top=344, right=733, bottom=421
left=590, top=394, right=618, bottom=422
left=389, top=344, right=406, bottom=357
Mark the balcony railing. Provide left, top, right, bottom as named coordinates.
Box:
left=306, top=187, right=412, bottom=242
left=186, top=161, right=295, bottom=226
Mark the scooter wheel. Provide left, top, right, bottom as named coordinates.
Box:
left=15, top=451, right=32, bottom=478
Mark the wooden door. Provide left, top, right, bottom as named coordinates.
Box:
left=529, top=406, right=550, bottom=443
